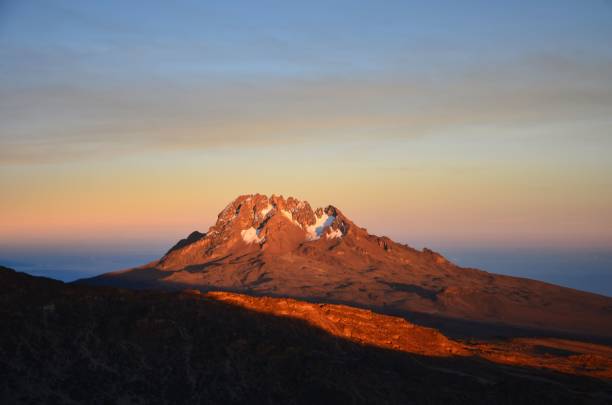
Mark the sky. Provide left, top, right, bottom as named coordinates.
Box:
left=1, top=0, right=612, bottom=283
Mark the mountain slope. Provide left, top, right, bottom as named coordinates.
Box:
left=3, top=265, right=612, bottom=404
left=79, top=194, right=612, bottom=338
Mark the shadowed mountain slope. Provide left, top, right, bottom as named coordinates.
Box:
left=78, top=194, right=612, bottom=339
left=3, top=266, right=612, bottom=404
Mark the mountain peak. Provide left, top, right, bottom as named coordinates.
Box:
left=79, top=194, right=612, bottom=339
left=213, top=193, right=348, bottom=245
left=155, top=194, right=357, bottom=269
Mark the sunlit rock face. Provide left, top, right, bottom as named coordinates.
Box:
left=158, top=194, right=350, bottom=266
left=80, top=194, right=612, bottom=340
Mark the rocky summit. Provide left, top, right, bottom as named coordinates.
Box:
left=80, top=194, right=612, bottom=339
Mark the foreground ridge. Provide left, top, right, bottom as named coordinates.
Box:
left=3, top=267, right=612, bottom=404
left=204, top=290, right=612, bottom=380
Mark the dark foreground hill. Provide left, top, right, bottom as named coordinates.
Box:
left=80, top=194, right=612, bottom=339
left=2, top=265, right=612, bottom=404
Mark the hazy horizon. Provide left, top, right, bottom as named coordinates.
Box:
left=2, top=241, right=611, bottom=297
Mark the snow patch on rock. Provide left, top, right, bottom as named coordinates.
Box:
left=326, top=228, right=343, bottom=239
left=306, top=213, right=336, bottom=240
left=241, top=227, right=263, bottom=244
left=281, top=209, right=302, bottom=227
left=260, top=204, right=273, bottom=218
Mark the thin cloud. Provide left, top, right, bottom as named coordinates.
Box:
left=2, top=47, right=612, bottom=165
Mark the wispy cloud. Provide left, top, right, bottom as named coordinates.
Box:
left=2, top=47, right=611, bottom=165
